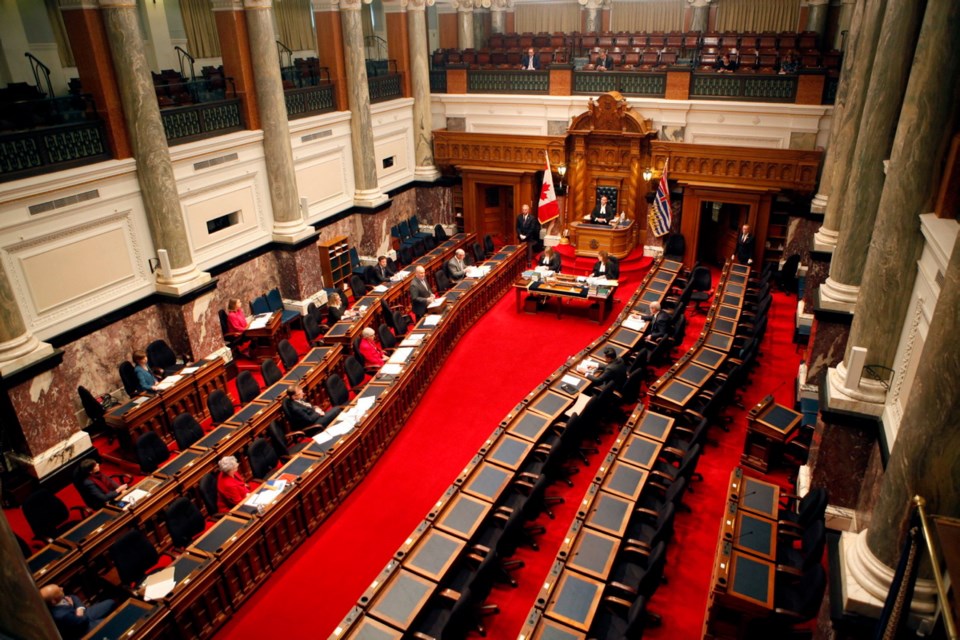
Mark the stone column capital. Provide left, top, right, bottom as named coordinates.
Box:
left=401, top=0, right=435, bottom=10
left=211, top=0, right=244, bottom=11
left=58, top=0, right=100, bottom=10
left=97, top=0, right=136, bottom=8
left=686, top=0, right=712, bottom=8
left=452, top=0, right=475, bottom=13
left=578, top=0, right=608, bottom=9
left=337, top=0, right=372, bottom=11
left=242, top=0, right=273, bottom=8
left=488, top=0, right=512, bottom=10
left=807, top=0, right=830, bottom=6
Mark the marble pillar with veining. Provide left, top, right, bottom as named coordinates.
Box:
left=832, top=0, right=960, bottom=406
left=156, top=291, right=225, bottom=362
left=804, top=315, right=850, bottom=385
left=99, top=0, right=208, bottom=293
left=816, top=0, right=886, bottom=251
left=340, top=0, right=388, bottom=207
left=456, top=1, right=475, bottom=50
left=490, top=6, right=505, bottom=34
left=406, top=0, right=440, bottom=181
left=834, top=0, right=858, bottom=50
left=806, top=0, right=829, bottom=39
left=0, top=259, right=52, bottom=375
left=244, top=0, right=311, bottom=243
left=689, top=0, right=709, bottom=33
left=810, top=0, right=865, bottom=217
left=275, top=243, right=326, bottom=300
left=822, top=0, right=925, bottom=310
left=808, top=414, right=878, bottom=511
left=584, top=0, right=602, bottom=34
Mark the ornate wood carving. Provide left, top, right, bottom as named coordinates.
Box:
left=432, top=131, right=566, bottom=171
left=650, top=141, right=822, bottom=193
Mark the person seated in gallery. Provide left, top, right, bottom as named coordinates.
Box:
left=358, top=327, right=386, bottom=368
left=372, top=256, right=396, bottom=283
left=216, top=455, right=249, bottom=512
left=327, top=292, right=345, bottom=324
left=537, top=246, right=562, bottom=273
left=714, top=52, right=739, bottom=73
left=446, top=248, right=468, bottom=281
left=641, top=301, right=673, bottom=344
left=74, top=459, right=127, bottom=510
left=779, top=51, right=799, bottom=74
left=132, top=350, right=160, bottom=393
left=40, top=583, right=116, bottom=640
left=591, top=250, right=620, bottom=280
left=587, top=347, right=628, bottom=389
left=590, top=195, right=613, bottom=224
left=520, top=47, right=541, bottom=71
left=282, top=384, right=342, bottom=432
left=595, top=50, right=613, bottom=71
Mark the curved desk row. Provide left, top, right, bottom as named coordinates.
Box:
left=27, top=244, right=526, bottom=640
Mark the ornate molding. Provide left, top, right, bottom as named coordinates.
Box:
left=433, top=131, right=566, bottom=171
left=686, top=0, right=713, bottom=6
left=58, top=0, right=100, bottom=10
left=242, top=0, right=273, bottom=8
left=889, top=295, right=924, bottom=412
left=97, top=0, right=137, bottom=8
left=488, top=0, right=513, bottom=10
left=210, top=0, right=244, bottom=11
left=650, top=141, right=822, bottom=193
left=400, top=0, right=436, bottom=9
left=578, top=0, right=608, bottom=9
left=452, top=0, right=475, bottom=12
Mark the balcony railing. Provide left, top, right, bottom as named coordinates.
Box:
left=161, top=99, right=244, bottom=145
left=368, top=73, right=403, bottom=103
left=689, top=71, right=797, bottom=102
left=572, top=71, right=666, bottom=97
left=0, top=119, right=110, bottom=183
left=429, top=69, right=447, bottom=94
left=468, top=69, right=549, bottom=94
left=285, top=84, right=336, bottom=119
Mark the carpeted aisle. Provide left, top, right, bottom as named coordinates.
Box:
left=218, top=272, right=643, bottom=638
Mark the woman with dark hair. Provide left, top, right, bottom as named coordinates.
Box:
left=75, top=459, right=127, bottom=509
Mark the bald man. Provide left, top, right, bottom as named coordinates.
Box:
left=40, top=584, right=116, bottom=639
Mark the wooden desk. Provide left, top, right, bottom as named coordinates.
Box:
left=245, top=311, right=284, bottom=360
left=571, top=220, right=636, bottom=259
left=516, top=275, right=617, bottom=324
left=366, top=568, right=435, bottom=631
left=460, top=461, right=513, bottom=503
left=401, top=528, right=466, bottom=582
left=527, top=390, right=574, bottom=423
left=619, top=435, right=663, bottom=470
left=542, top=569, right=605, bottom=632
left=485, top=433, right=534, bottom=471
left=565, top=528, right=620, bottom=581
left=432, top=492, right=492, bottom=541
left=83, top=599, right=160, bottom=640
left=518, top=609, right=588, bottom=640
left=631, top=409, right=674, bottom=443
left=741, top=395, right=802, bottom=472
left=581, top=488, right=633, bottom=539
left=600, top=460, right=649, bottom=502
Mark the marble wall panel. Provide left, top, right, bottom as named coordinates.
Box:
left=417, top=185, right=454, bottom=226
left=810, top=415, right=877, bottom=510
left=155, top=292, right=223, bottom=362
left=275, top=243, right=325, bottom=300
left=215, top=252, right=282, bottom=312
left=854, top=442, right=885, bottom=531
left=785, top=216, right=818, bottom=262
left=805, top=317, right=850, bottom=383
left=802, top=253, right=831, bottom=313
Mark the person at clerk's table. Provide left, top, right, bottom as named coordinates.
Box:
left=410, top=265, right=436, bottom=319
left=732, top=223, right=755, bottom=265
left=591, top=196, right=613, bottom=224
left=538, top=246, right=562, bottom=273
left=41, top=583, right=116, bottom=640
left=447, top=248, right=468, bottom=281
left=216, top=455, right=249, bottom=513
left=591, top=250, right=620, bottom=280
left=520, top=47, right=541, bottom=70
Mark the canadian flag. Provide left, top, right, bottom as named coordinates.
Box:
left=538, top=154, right=560, bottom=224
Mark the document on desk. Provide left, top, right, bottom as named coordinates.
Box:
left=565, top=392, right=591, bottom=417
left=372, top=285, right=388, bottom=293
left=576, top=358, right=600, bottom=376
left=622, top=315, right=648, bottom=331
left=428, top=296, right=446, bottom=309
left=400, top=333, right=425, bottom=347
left=466, top=265, right=490, bottom=278
left=117, top=488, right=150, bottom=510
left=388, top=347, right=414, bottom=364
left=561, top=374, right=582, bottom=388
left=379, top=363, right=404, bottom=375
left=180, top=366, right=199, bottom=375
left=248, top=313, right=272, bottom=330
left=132, top=396, right=151, bottom=406
left=326, top=420, right=355, bottom=437
left=156, top=375, right=183, bottom=390
left=143, top=566, right=176, bottom=601
left=423, top=314, right=443, bottom=327
left=393, top=270, right=410, bottom=280
left=246, top=487, right=283, bottom=509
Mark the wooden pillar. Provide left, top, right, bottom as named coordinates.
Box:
left=313, top=1, right=349, bottom=111
left=385, top=6, right=412, bottom=98
left=212, top=1, right=260, bottom=131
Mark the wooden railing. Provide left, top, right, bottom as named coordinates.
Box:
left=161, top=98, right=245, bottom=145
left=0, top=119, right=110, bottom=183
left=284, top=84, right=336, bottom=120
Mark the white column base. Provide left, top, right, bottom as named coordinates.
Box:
left=271, top=223, right=317, bottom=245
left=810, top=192, right=829, bottom=214
left=5, top=431, right=93, bottom=480
left=818, top=276, right=859, bottom=312
left=353, top=187, right=389, bottom=209
left=840, top=530, right=939, bottom=633
left=155, top=267, right=212, bottom=297
left=825, top=362, right=887, bottom=416
left=813, top=225, right=839, bottom=253
left=414, top=165, right=441, bottom=182
left=0, top=333, right=55, bottom=377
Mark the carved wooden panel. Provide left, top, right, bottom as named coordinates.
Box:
left=433, top=131, right=567, bottom=171
left=651, top=141, right=822, bottom=193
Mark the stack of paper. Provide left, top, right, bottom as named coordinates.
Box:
left=576, top=358, right=600, bottom=376
left=560, top=374, right=582, bottom=388
left=180, top=366, right=199, bottom=375
left=393, top=270, right=410, bottom=279
left=388, top=347, right=414, bottom=364
left=423, top=314, right=442, bottom=327
left=372, top=285, right=388, bottom=293
left=245, top=487, right=282, bottom=509
left=622, top=315, right=648, bottom=331
left=427, top=296, right=446, bottom=309
left=565, top=392, right=591, bottom=417
left=400, top=333, right=425, bottom=347
left=379, top=363, right=404, bottom=375
left=117, top=488, right=150, bottom=510
left=143, top=566, right=176, bottom=601
left=156, top=375, right=183, bottom=390
left=248, top=314, right=271, bottom=330
left=132, top=396, right=151, bottom=406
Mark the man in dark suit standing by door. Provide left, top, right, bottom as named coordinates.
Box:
left=517, top=203, right=540, bottom=261
left=733, top=224, right=755, bottom=265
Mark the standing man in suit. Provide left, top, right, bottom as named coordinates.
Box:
left=521, top=47, right=541, bottom=70
left=410, top=265, right=435, bottom=319
left=373, top=256, right=395, bottom=283
left=537, top=246, right=562, bottom=272
left=591, top=196, right=613, bottom=224
left=591, top=250, right=620, bottom=279
left=517, top=203, right=540, bottom=261
left=596, top=50, right=613, bottom=71
left=41, top=584, right=116, bottom=639
left=447, top=248, right=468, bottom=281
left=733, top=224, right=755, bottom=265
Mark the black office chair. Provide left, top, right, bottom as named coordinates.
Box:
left=22, top=490, right=87, bottom=542
left=434, top=224, right=448, bottom=241
left=650, top=443, right=703, bottom=489
left=218, top=309, right=243, bottom=357
left=303, top=312, right=326, bottom=347
left=206, top=389, right=235, bottom=425
left=72, top=464, right=129, bottom=511
left=435, top=270, right=452, bottom=294
left=198, top=472, right=222, bottom=517
left=483, top=234, right=495, bottom=256
left=779, top=487, right=829, bottom=534
left=146, top=339, right=184, bottom=377
left=248, top=437, right=279, bottom=480
left=777, top=520, right=826, bottom=575
left=471, top=242, right=485, bottom=264
left=236, top=371, right=261, bottom=404
left=135, top=432, right=172, bottom=473
left=349, top=275, right=368, bottom=303
left=688, top=266, right=713, bottom=313
left=378, top=323, right=398, bottom=351
left=172, top=413, right=204, bottom=450
left=325, top=374, right=351, bottom=407
left=109, top=530, right=166, bottom=587
left=277, top=339, right=299, bottom=372
left=343, top=356, right=366, bottom=390
left=260, top=359, right=283, bottom=387
left=118, top=361, right=140, bottom=397
left=392, top=310, right=412, bottom=337
left=398, top=245, right=413, bottom=266
left=589, top=594, right=651, bottom=639
left=267, top=420, right=312, bottom=459
left=266, top=288, right=300, bottom=329
left=608, top=540, right=667, bottom=606
left=78, top=386, right=109, bottom=439
left=164, top=497, right=206, bottom=548
left=625, top=501, right=676, bottom=553
left=771, top=564, right=826, bottom=625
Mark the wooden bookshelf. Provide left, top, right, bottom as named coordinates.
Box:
left=318, top=235, right=352, bottom=290
left=763, top=209, right=789, bottom=266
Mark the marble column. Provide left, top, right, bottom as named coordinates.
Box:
left=406, top=0, right=441, bottom=181
left=813, top=0, right=886, bottom=252
left=688, top=0, right=710, bottom=33
left=455, top=0, right=475, bottom=50
left=211, top=0, right=260, bottom=131
left=833, top=0, right=858, bottom=50
left=340, top=0, right=389, bottom=208
left=584, top=0, right=602, bottom=34
left=806, top=0, right=829, bottom=40
left=0, top=261, right=54, bottom=377
left=490, top=4, right=505, bottom=34
left=0, top=511, right=60, bottom=640
left=99, top=0, right=210, bottom=296
left=820, top=0, right=925, bottom=311
left=828, top=0, right=960, bottom=415
left=843, top=220, right=960, bottom=622
left=244, top=0, right=313, bottom=243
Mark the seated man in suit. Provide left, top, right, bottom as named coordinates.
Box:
left=590, top=195, right=613, bottom=224
left=587, top=347, right=629, bottom=389
left=282, top=384, right=342, bottom=433
left=537, top=246, right=561, bottom=273
left=372, top=256, right=396, bottom=283
left=596, top=50, right=613, bottom=71
left=732, top=224, right=755, bottom=265
left=40, top=584, right=116, bottom=640
left=641, top=301, right=673, bottom=344
left=447, top=248, right=468, bottom=281
left=591, top=250, right=620, bottom=279
left=409, top=265, right=436, bottom=319
left=520, top=47, right=541, bottom=70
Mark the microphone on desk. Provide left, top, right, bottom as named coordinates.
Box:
left=735, top=530, right=754, bottom=544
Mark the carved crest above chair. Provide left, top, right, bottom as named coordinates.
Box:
left=570, top=91, right=654, bottom=135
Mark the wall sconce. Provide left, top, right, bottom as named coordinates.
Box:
left=557, top=163, right=567, bottom=194
left=642, top=167, right=653, bottom=182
